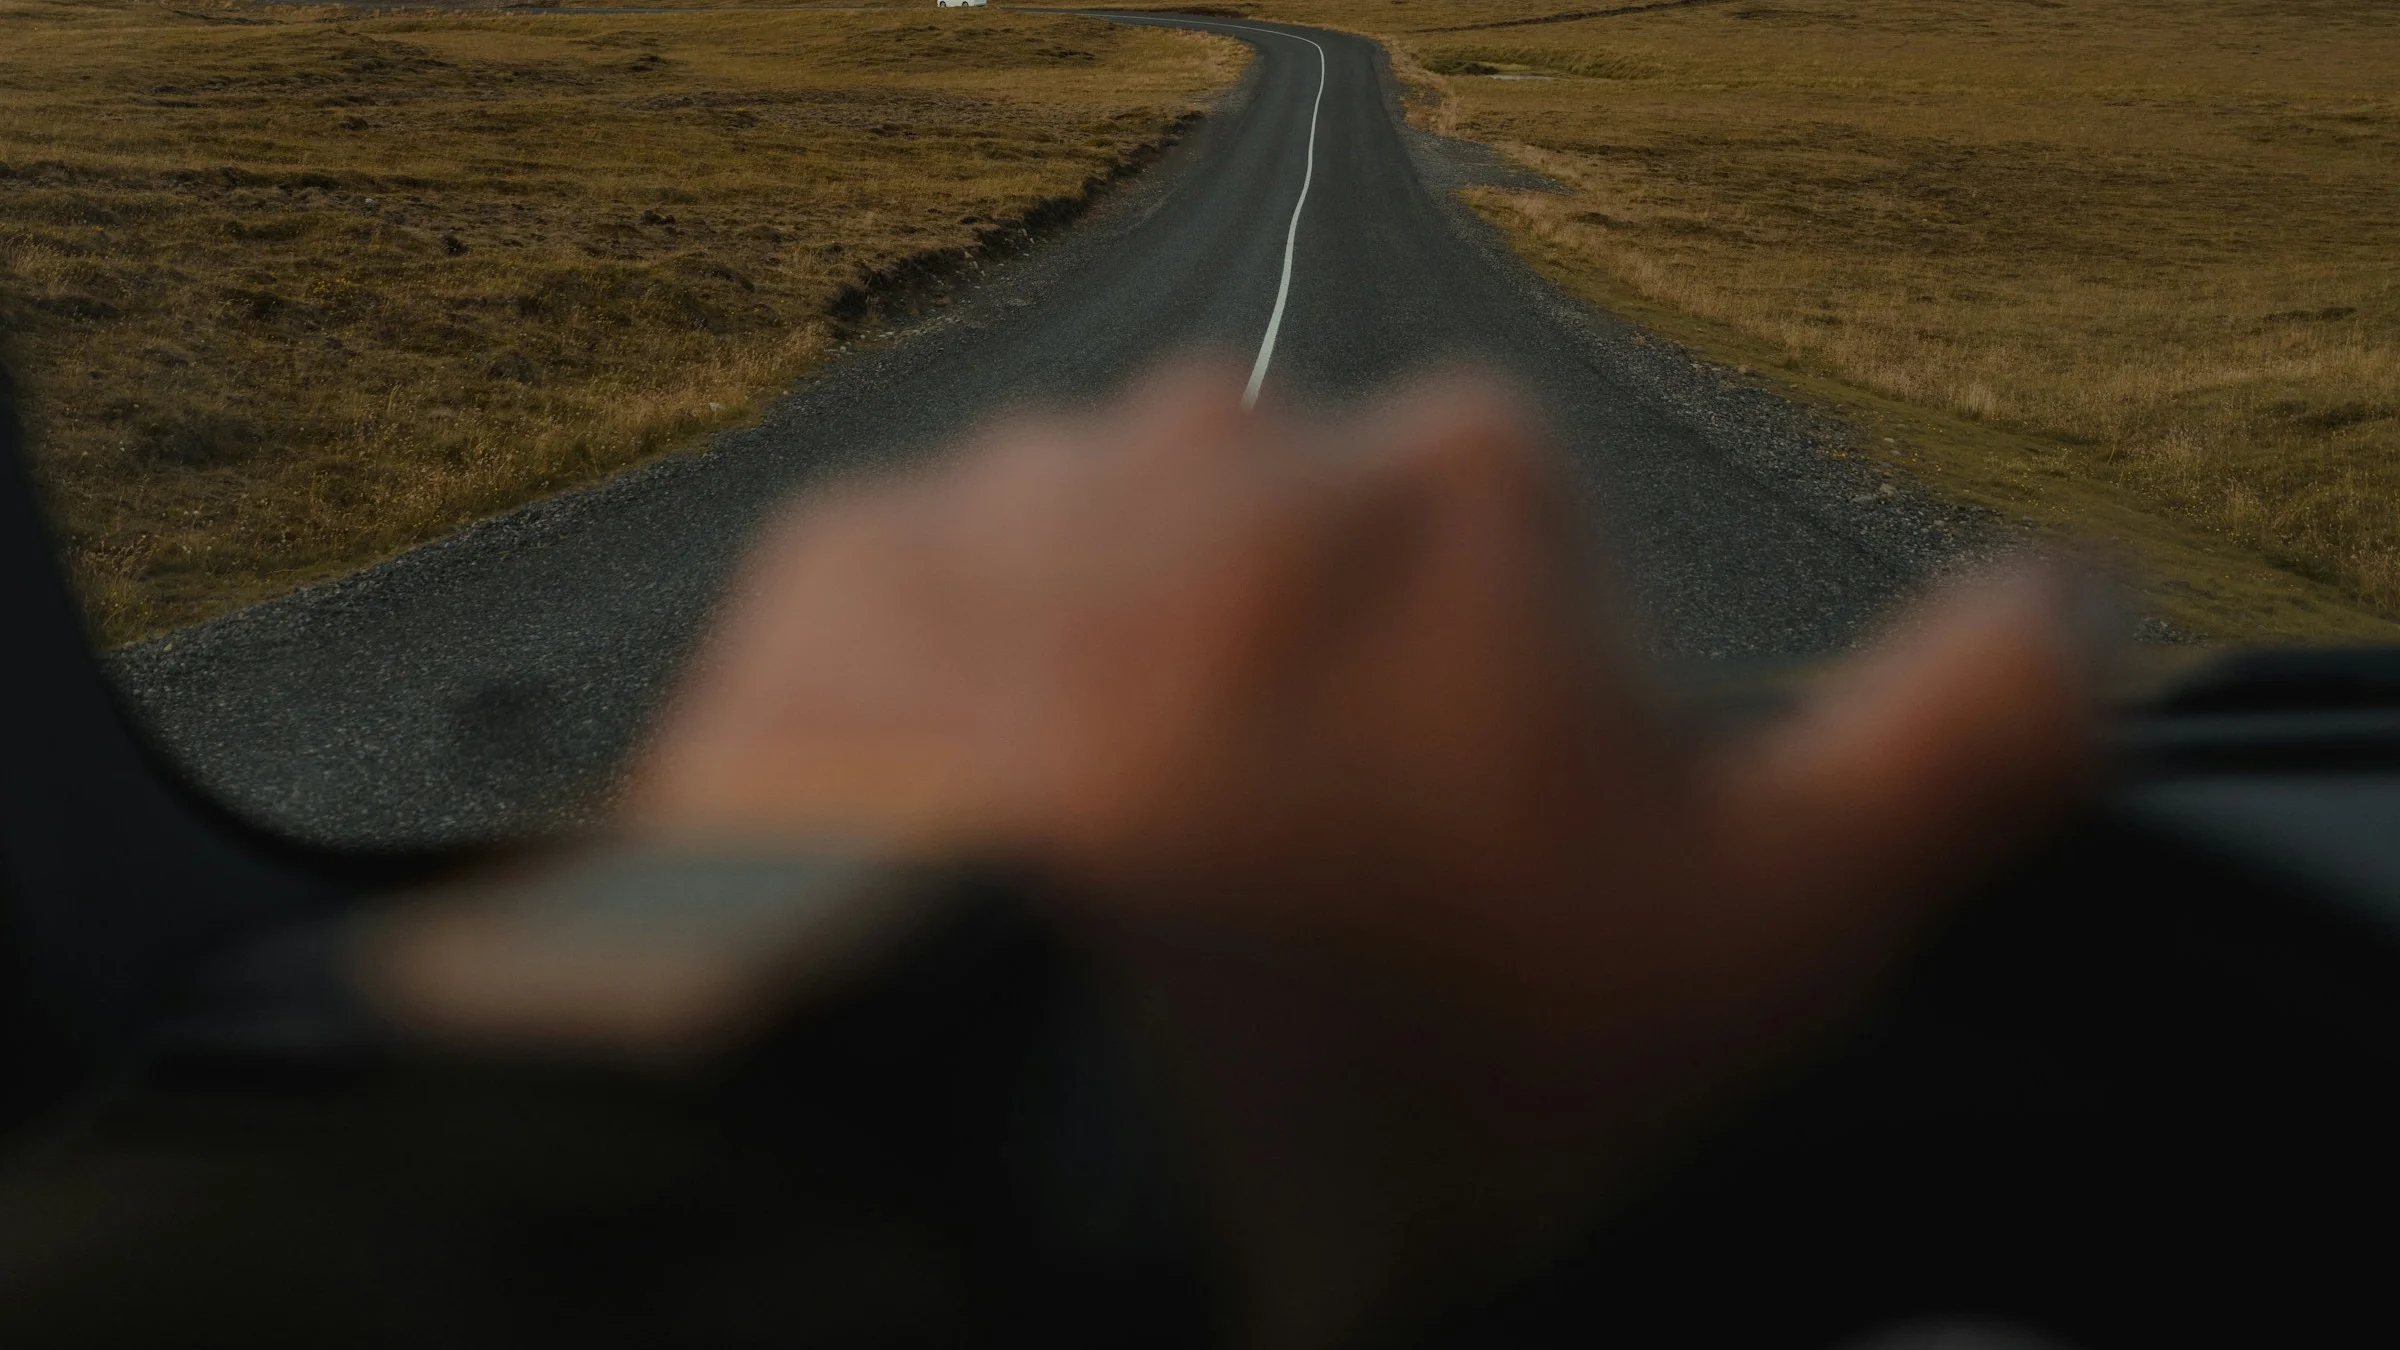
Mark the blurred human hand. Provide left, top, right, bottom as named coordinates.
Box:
left=628, top=366, right=2095, bottom=1347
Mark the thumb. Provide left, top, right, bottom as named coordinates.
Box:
left=1708, top=569, right=2100, bottom=1002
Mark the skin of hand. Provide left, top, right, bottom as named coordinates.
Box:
left=627, top=365, right=2097, bottom=1347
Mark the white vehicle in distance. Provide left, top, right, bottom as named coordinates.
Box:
left=935, top=0, right=987, bottom=7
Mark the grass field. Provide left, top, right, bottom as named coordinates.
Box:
left=13, top=0, right=2393, bottom=646
left=1260, top=0, right=2400, bottom=643
left=0, top=0, right=1243, bottom=643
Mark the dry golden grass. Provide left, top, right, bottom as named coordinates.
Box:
left=0, top=0, right=1243, bottom=643
left=1271, top=0, right=2400, bottom=642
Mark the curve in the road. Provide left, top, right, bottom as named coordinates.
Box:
left=1197, top=20, right=1328, bottom=408
left=110, top=13, right=1970, bottom=847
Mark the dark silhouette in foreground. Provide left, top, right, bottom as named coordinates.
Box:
left=8, top=368, right=2393, bottom=1348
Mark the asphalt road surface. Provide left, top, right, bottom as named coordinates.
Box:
left=112, top=15, right=1974, bottom=846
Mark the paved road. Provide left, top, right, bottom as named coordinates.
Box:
left=114, top=15, right=1958, bottom=846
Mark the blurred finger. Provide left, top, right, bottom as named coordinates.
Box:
left=1712, top=568, right=2099, bottom=991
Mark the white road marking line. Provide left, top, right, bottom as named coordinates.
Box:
left=1151, top=18, right=1327, bottom=409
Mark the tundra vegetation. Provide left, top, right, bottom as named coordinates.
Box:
left=10, top=0, right=2394, bottom=646
left=1259, top=0, right=2400, bottom=642
left=0, top=0, right=1242, bottom=642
